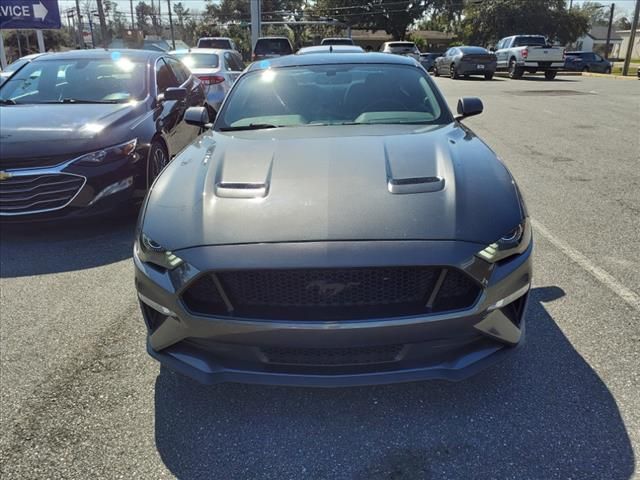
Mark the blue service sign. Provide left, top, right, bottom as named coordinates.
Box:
left=0, top=0, right=61, bottom=30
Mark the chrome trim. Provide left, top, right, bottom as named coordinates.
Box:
left=0, top=169, right=87, bottom=217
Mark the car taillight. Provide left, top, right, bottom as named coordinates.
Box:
left=197, top=74, right=225, bottom=85
left=522, top=48, right=528, bottom=59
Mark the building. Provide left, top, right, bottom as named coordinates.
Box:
left=611, top=29, right=640, bottom=60
left=574, top=26, right=622, bottom=57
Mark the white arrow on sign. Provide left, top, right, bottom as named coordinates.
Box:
left=32, top=1, right=48, bottom=20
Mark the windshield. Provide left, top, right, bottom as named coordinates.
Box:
left=513, top=36, right=547, bottom=47
left=388, top=43, right=419, bottom=53
left=198, top=39, right=231, bottom=49
left=173, top=53, right=219, bottom=69
left=255, top=39, right=292, bottom=55
left=216, top=64, right=450, bottom=130
left=4, top=58, right=29, bottom=73
left=0, top=56, right=147, bottom=104
left=460, top=47, right=489, bottom=54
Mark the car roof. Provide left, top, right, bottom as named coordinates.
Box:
left=28, top=48, right=162, bottom=62
left=169, top=48, right=229, bottom=55
left=246, top=52, right=417, bottom=71
left=256, top=36, right=291, bottom=41
left=198, top=37, right=232, bottom=40
left=297, top=45, right=364, bottom=54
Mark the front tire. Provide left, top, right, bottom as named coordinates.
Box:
left=147, top=140, right=169, bottom=188
left=582, top=66, right=589, bottom=73
left=434, top=65, right=440, bottom=77
left=544, top=70, right=557, bottom=80
left=484, top=72, right=494, bottom=80
left=605, top=67, right=611, bottom=74
left=508, top=59, right=523, bottom=79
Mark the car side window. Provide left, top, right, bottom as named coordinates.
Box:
left=156, top=59, right=179, bottom=94
left=594, top=54, right=603, bottom=62
left=223, top=52, right=234, bottom=71
left=165, top=57, right=189, bottom=84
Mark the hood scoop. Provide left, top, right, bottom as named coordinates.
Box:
left=383, top=139, right=446, bottom=195
left=214, top=144, right=274, bottom=199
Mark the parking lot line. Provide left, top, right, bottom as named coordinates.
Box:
left=532, top=218, right=640, bottom=312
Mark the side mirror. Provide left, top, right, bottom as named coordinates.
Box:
left=159, top=87, right=187, bottom=102
left=489, top=47, right=496, bottom=52
left=456, top=97, right=483, bottom=120
left=185, top=106, right=212, bottom=127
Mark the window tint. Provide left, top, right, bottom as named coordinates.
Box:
left=460, top=47, right=489, bottom=54
left=165, top=57, right=189, bottom=84
left=198, top=38, right=232, bottom=49
left=513, top=36, right=546, bottom=47
left=156, top=59, right=179, bottom=93
left=254, top=39, right=292, bottom=55
left=217, top=64, right=450, bottom=129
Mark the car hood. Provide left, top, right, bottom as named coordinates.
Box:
left=0, top=102, right=147, bottom=159
left=143, top=123, right=523, bottom=250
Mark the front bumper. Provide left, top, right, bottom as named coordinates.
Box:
left=0, top=150, right=147, bottom=222
left=135, top=239, right=533, bottom=386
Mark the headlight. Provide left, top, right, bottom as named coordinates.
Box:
left=74, top=138, right=137, bottom=166
left=477, top=218, right=531, bottom=263
left=137, top=233, right=184, bottom=270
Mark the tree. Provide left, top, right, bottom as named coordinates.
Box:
left=460, top=0, right=590, bottom=46
left=314, top=0, right=436, bottom=40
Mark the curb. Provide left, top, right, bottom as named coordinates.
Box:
left=581, top=72, right=638, bottom=80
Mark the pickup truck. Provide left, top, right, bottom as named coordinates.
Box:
left=494, top=35, right=565, bottom=80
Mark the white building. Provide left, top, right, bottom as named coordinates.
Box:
left=611, top=29, right=640, bottom=60
left=574, top=26, right=622, bottom=56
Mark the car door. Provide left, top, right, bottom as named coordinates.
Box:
left=495, top=38, right=509, bottom=69
left=436, top=49, right=448, bottom=73
left=592, top=53, right=606, bottom=72
left=165, top=56, right=203, bottom=151
left=154, top=58, right=185, bottom=157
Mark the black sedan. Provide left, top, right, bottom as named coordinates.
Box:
left=434, top=46, right=497, bottom=80
left=0, top=49, right=206, bottom=221
left=134, top=53, right=532, bottom=386
left=564, top=51, right=612, bottom=74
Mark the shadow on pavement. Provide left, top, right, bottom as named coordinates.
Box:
left=0, top=211, right=137, bottom=278
left=153, top=287, right=634, bottom=479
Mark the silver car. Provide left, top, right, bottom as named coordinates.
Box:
left=380, top=41, right=420, bottom=61
left=169, top=48, right=244, bottom=111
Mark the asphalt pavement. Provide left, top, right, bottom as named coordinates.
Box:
left=1, top=75, right=639, bottom=479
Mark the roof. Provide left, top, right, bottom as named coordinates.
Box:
left=169, top=48, right=232, bottom=55
left=28, top=48, right=162, bottom=62
left=587, top=26, right=622, bottom=41
left=297, top=45, right=364, bottom=55
left=246, top=52, right=417, bottom=72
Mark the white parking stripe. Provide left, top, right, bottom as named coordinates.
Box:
left=532, top=219, right=640, bottom=312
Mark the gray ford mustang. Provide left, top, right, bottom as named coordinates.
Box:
left=134, top=53, right=532, bottom=386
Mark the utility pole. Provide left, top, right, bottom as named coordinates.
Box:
left=167, top=0, right=176, bottom=49
left=623, top=0, right=640, bottom=76
left=251, top=0, right=261, bottom=55
left=604, top=3, right=615, bottom=59
left=75, top=0, right=85, bottom=48
left=95, top=0, right=109, bottom=48
left=130, top=0, right=135, bottom=28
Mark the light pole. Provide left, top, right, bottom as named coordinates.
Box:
left=167, top=0, right=176, bottom=49
left=604, top=3, right=615, bottom=59
left=622, top=0, right=640, bottom=76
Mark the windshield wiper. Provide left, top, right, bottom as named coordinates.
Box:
left=0, top=99, right=17, bottom=105
left=59, top=98, right=120, bottom=104
left=219, top=123, right=280, bottom=132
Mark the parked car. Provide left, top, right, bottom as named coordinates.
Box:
left=494, top=35, right=565, bottom=80
left=380, top=41, right=420, bottom=60
left=0, top=53, right=46, bottom=85
left=320, top=38, right=355, bottom=46
left=170, top=48, right=244, bottom=111
left=135, top=53, right=532, bottom=386
left=297, top=45, right=364, bottom=55
left=197, top=37, right=238, bottom=51
left=434, top=46, right=497, bottom=79
left=252, top=37, right=293, bottom=62
left=418, top=52, right=440, bottom=72
left=0, top=49, right=206, bottom=221
left=564, top=51, right=612, bottom=73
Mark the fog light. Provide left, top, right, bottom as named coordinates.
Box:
left=89, top=177, right=134, bottom=205
left=138, top=292, right=177, bottom=317
left=487, top=284, right=530, bottom=311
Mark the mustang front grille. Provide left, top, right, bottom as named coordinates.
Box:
left=182, top=267, right=481, bottom=321
left=261, top=345, right=405, bottom=366
left=0, top=173, right=85, bottom=215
